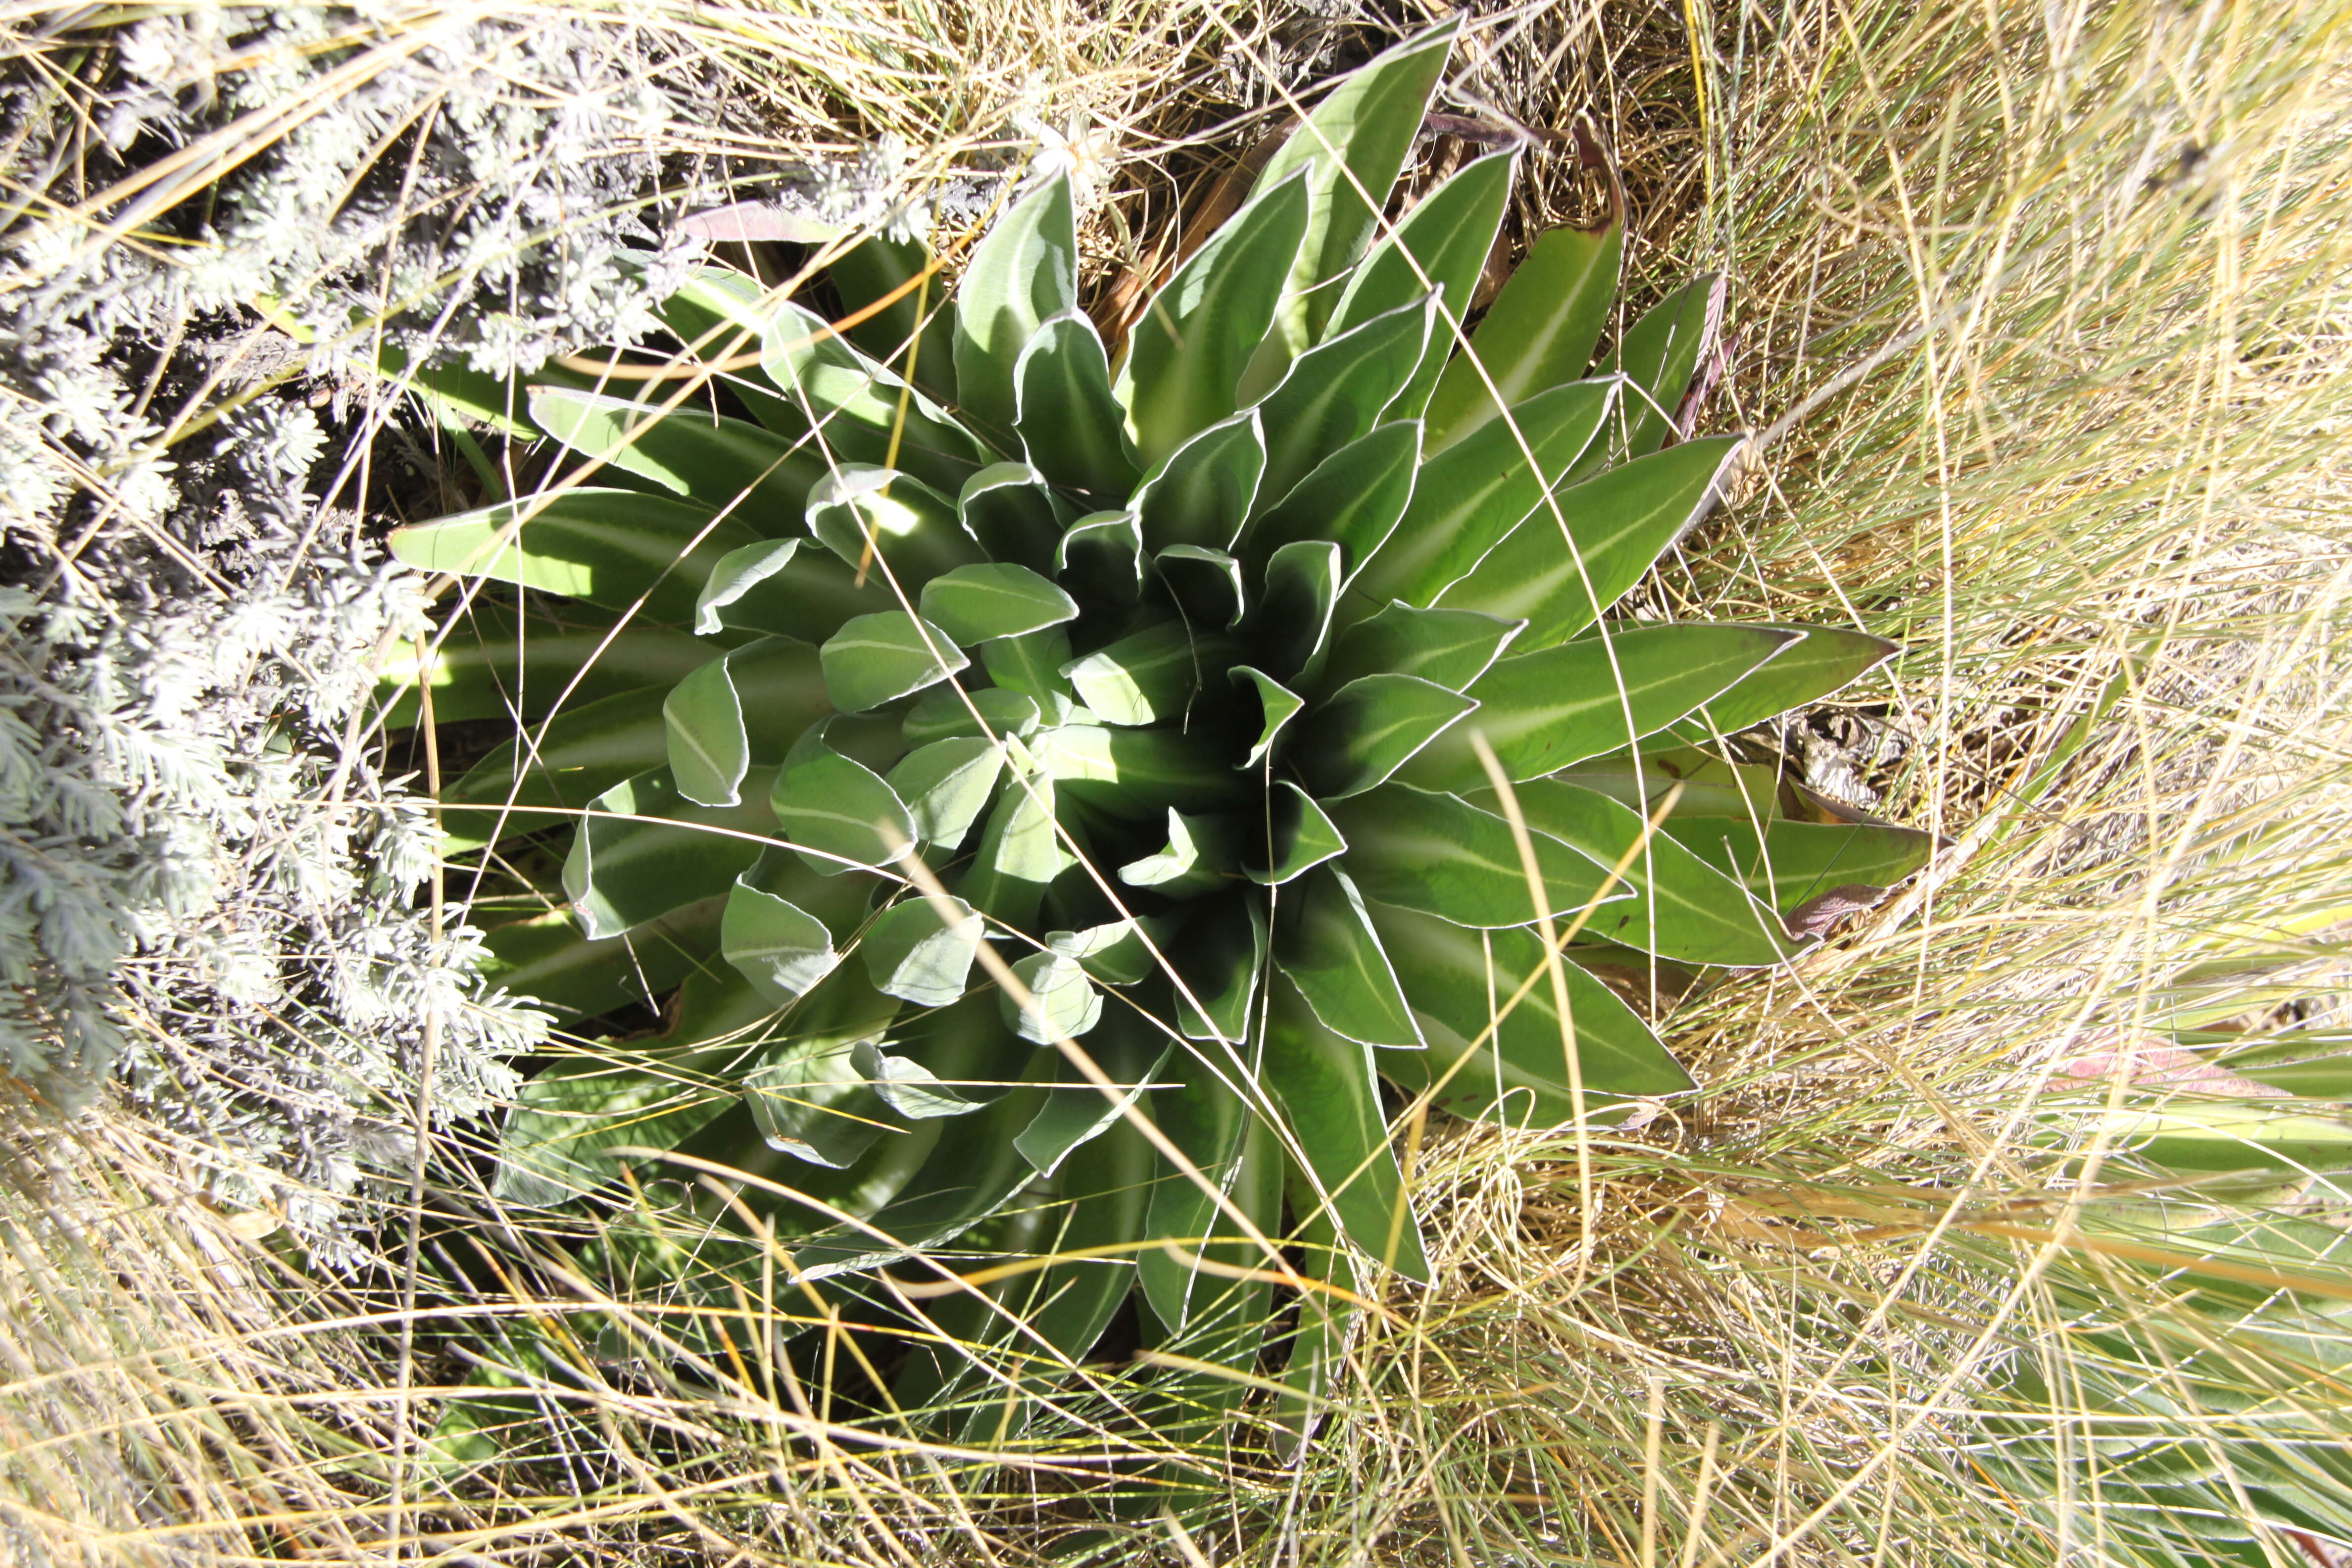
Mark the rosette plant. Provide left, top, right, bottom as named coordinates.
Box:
left=394, top=22, right=1932, bottom=1449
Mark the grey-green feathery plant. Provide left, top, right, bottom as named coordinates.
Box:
left=395, top=23, right=1933, bottom=1453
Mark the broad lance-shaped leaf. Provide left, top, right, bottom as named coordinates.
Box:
left=1263, top=972, right=1430, bottom=1279
left=1290, top=674, right=1474, bottom=800
left=1323, top=783, right=1628, bottom=929
left=1401, top=623, right=1801, bottom=791
left=1610, top=275, right=1723, bottom=464
left=954, top=172, right=1078, bottom=439
left=1050, top=918, right=1159, bottom=986
left=960, top=767, right=1071, bottom=929
left=1137, top=1051, right=1253, bottom=1329
left=760, top=299, right=987, bottom=494
left=389, top=490, right=760, bottom=627
left=528, top=387, right=822, bottom=519
left=787, top=1067, right=1054, bottom=1281
left=745, top=1034, right=898, bottom=1170
left=1013, top=1011, right=1167, bottom=1176
left=1134, top=409, right=1265, bottom=553
left=379, top=601, right=718, bottom=729
left=1120, top=808, right=1240, bottom=897
left=1248, top=19, right=1458, bottom=359
left=564, top=767, right=774, bottom=939
left=480, top=899, right=723, bottom=1022
left=1060, top=618, right=1239, bottom=728
left=1248, top=781, right=1347, bottom=885
left=1367, top=899, right=1692, bottom=1121
left=693, top=537, right=891, bottom=640
left=770, top=737, right=915, bottom=875
left=722, top=864, right=840, bottom=1005
left=1056, top=509, right=1143, bottom=607
left=1243, top=420, right=1421, bottom=584
left=1655, top=624, right=1900, bottom=741
left=828, top=231, right=959, bottom=403
left=1273, top=1170, right=1345, bottom=1461
left=867, top=992, right=1039, bottom=1121
left=918, top=562, right=1078, bottom=645
left=1325, top=147, right=1515, bottom=379
left=1003, top=949, right=1104, bottom=1043
left=805, top=466, right=984, bottom=587
left=902, top=686, right=1038, bottom=746
left=1252, top=294, right=1434, bottom=513
left=862, top=894, right=982, bottom=1007
left=664, top=636, right=834, bottom=807
left=1313, top=603, right=1522, bottom=695
left=1439, top=436, right=1746, bottom=649
left=1273, top=864, right=1421, bottom=1047
left=885, top=736, right=1003, bottom=850
left=441, top=686, right=669, bottom=851
left=820, top=610, right=969, bottom=714
left=1156, top=545, right=1247, bottom=630
left=1172, top=891, right=1267, bottom=1043
left=495, top=1055, right=736, bottom=1208
left=1345, top=379, right=1615, bottom=615
left=1251, top=539, right=1341, bottom=681
left=958, top=462, right=1065, bottom=574
left=1119, top=170, right=1312, bottom=467
left=1230, top=667, right=1304, bottom=771
left=1424, top=218, right=1624, bottom=453
left=1664, top=816, right=1934, bottom=911
left=1497, top=778, right=1795, bottom=967
left=1015, top=311, right=1140, bottom=499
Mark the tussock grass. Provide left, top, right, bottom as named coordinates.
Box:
left=4, top=0, right=2349, bottom=1563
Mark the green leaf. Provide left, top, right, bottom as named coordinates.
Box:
left=1327, top=146, right=1514, bottom=353
left=1055, top=509, right=1144, bottom=607
left=819, top=610, right=969, bottom=713
left=771, top=740, right=916, bottom=875
left=1230, top=666, right=1305, bottom=770
left=495, top=1053, right=736, bottom=1208
left=978, top=626, right=1077, bottom=709
left=1172, top=891, right=1267, bottom=1043
left=745, top=1034, right=900, bottom=1170
left=1254, top=294, right=1434, bottom=512
left=1154, top=544, right=1247, bottom=631
left=854, top=1039, right=997, bottom=1120
left=1291, top=674, right=1475, bottom=799
left=1501, top=779, right=1795, bottom=967
left=829, top=232, right=959, bottom=404
left=1251, top=539, right=1342, bottom=680
left=884, top=736, right=1004, bottom=850
left=663, top=650, right=747, bottom=809
left=1264, top=973, right=1429, bottom=1277
left=389, top=490, right=759, bottom=626
left=1136, top=1053, right=1253, bottom=1329
left=1059, top=617, right=1234, bottom=727
left=1015, top=310, right=1142, bottom=499
left=563, top=768, right=775, bottom=939
left=1438, top=436, right=1746, bottom=649
left=958, top=462, right=1066, bottom=575
left=1119, top=171, right=1313, bottom=466
left=1401, top=623, right=1801, bottom=790
left=441, top=686, right=671, bottom=852
left=862, top=895, right=982, bottom=1006
left=1003, top=950, right=1104, bottom=1043
left=1272, top=1167, right=1347, bottom=1460
left=1664, top=816, right=1935, bottom=911
left=1610, top=276, right=1722, bottom=463
left=1424, top=220, right=1624, bottom=453
left=804, top=466, right=984, bottom=587
left=1134, top=410, right=1266, bottom=553
left=1658, top=624, right=1900, bottom=741
left=379, top=600, right=718, bottom=728
left=1249, top=20, right=1459, bottom=356
left=480, top=897, right=723, bottom=1021
left=1370, top=899, right=1691, bottom=1110
left=1314, top=602, right=1522, bottom=695
left=786, top=1060, right=1056, bottom=1277
left=1556, top=747, right=1785, bottom=821
left=1247, top=781, right=1348, bottom=885
left=1049, top=918, right=1160, bottom=986
left=901, top=686, right=1039, bottom=747
left=1119, top=808, right=1241, bottom=897
left=961, top=768, right=1071, bottom=927
left=1274, top=865, right=1421, bottom=1047
left=860, top=992, right=1029, bottom=1119
left=918, top=562, right=1078, bottom=645
left=1031, top=724, right=1250, bottom=817
left=691, top=537, right=892, bottom=640
left=1014, top=1012, right=1167, bottom=1176
left=954, top=173, right=1079, bottom=439
left=760, top=299, right=987, bottom=494
left=527, top=387, right=822, bottom=518
left=1242, top=419, right=1421, bottom=583
left=722, top=872, right=841, bottom=1005
left=1347, top=380, right=1615, bottom=613
left=1324, top=783, right=1627, bottom=929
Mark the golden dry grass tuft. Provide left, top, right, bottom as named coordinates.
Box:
left=4, top=0, right=2350, bottom=1563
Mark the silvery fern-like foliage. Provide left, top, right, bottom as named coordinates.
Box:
left=0, top=6, right=746, bottom=1239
